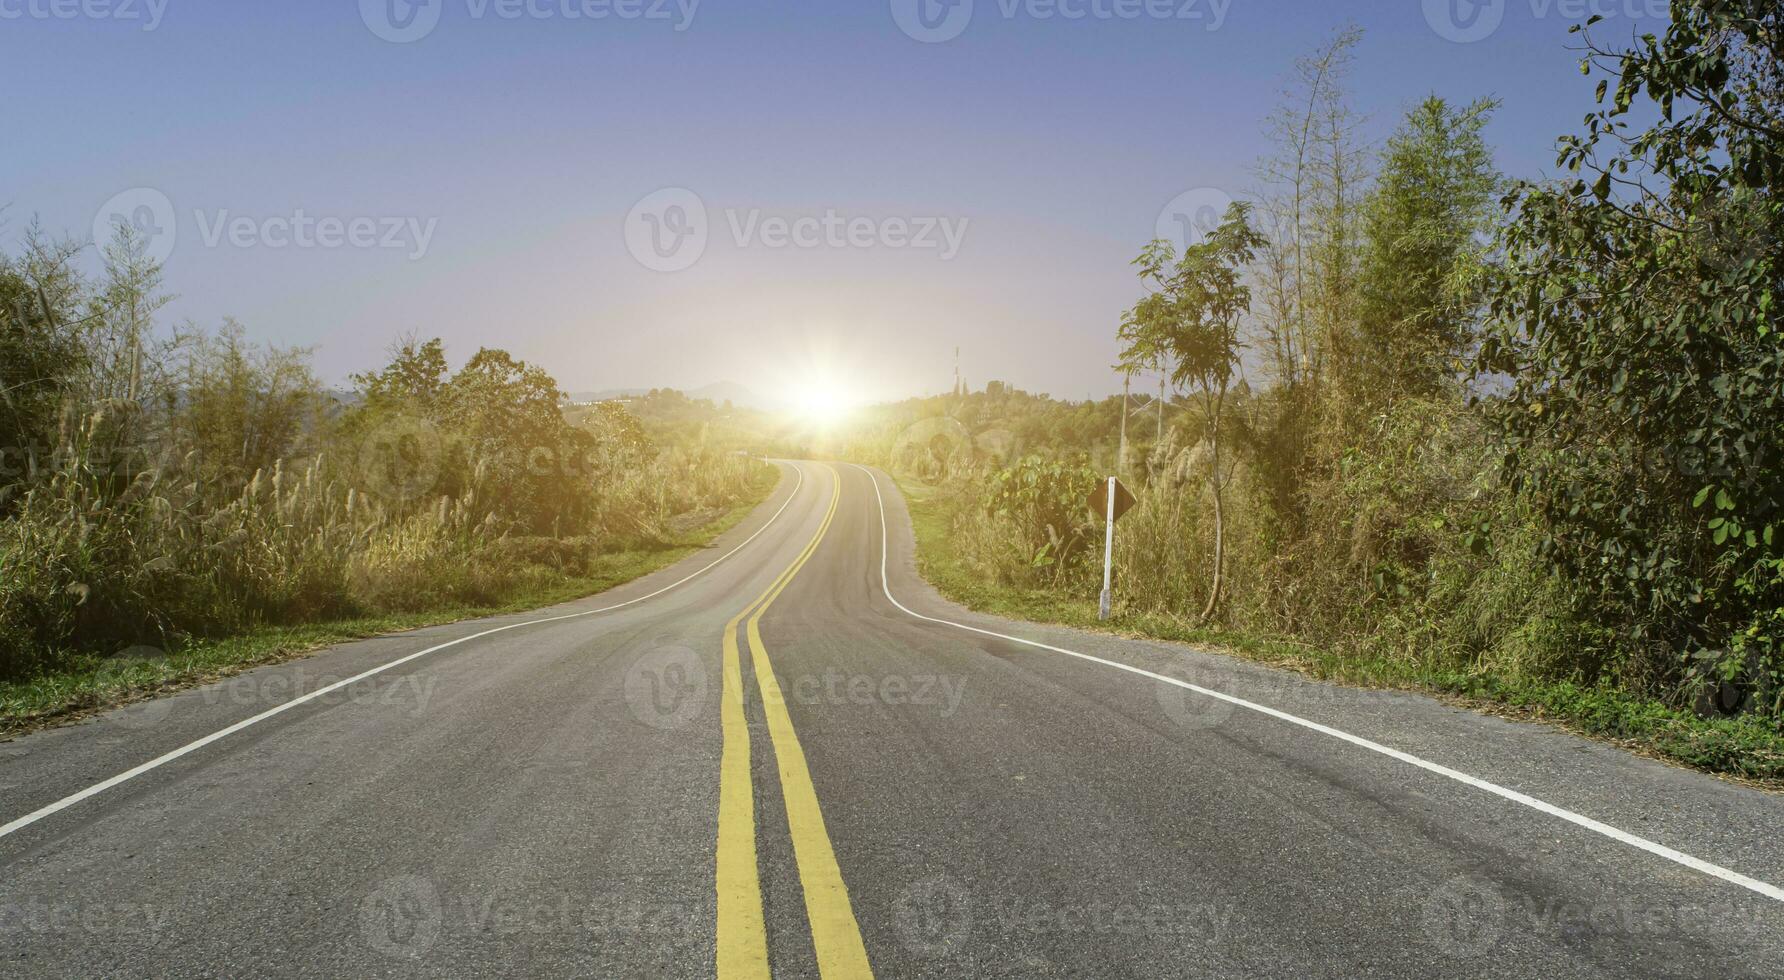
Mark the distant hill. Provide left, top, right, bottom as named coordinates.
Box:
left=566, top=381, right=772, bottom=410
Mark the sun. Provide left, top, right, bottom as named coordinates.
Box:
left=789, top=375, right=857, bottom=427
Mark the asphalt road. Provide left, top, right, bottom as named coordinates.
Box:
left=2, top=461, right=1782, bottom=978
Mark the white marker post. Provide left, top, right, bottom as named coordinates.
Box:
left=1099, top=475, right=1116, bottom=620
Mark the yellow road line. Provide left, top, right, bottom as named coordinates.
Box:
left=717, top=604, right=770, bottom=978
left=743, top=466, right=875, bottom=979
left=715, top=463, right=874, bottom=979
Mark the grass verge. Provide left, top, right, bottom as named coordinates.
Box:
left=898, top=478, right=1784, bottom=788
left=0, top=464, right=779, bottom=739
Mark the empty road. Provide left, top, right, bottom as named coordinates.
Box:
left=2, top=461, right=1782, bottom=977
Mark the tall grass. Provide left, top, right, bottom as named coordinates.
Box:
left=927, top=397, right=1624, bottom=703
left=0, top=409, right=765, bottom=680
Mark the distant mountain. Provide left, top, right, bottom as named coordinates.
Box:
left=688, top=381, right=770, bottom=409
left=566, top=388, right=650, bottom=403
left=564, top=381, right=773, bottom=410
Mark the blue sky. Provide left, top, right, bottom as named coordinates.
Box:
left=0, top=0, right=1668, bottom=401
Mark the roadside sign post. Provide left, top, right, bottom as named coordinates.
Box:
left=1089, top=476, right=1135, bottom=621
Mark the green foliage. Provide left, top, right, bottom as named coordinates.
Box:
left=0, top=250, right=767, bottom=682
left=164, top=320, right=325, bottom=492
left=867, top=15, right=1784, bottom=758
left=1356, top=95, right=1502, bottom=402
left=1120, top=204, right=1267, bottom=397
left=0, top=234, right=89, bottom=495
left=346, top=339, right=602, bottom=534
left=1477, top=0, right=1784, bottom=706
left=1123, top=203, right=1268, bottom=619
left=976, top=454, right=1102, bottom=586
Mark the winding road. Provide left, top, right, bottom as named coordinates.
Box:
left=2, top=461, right=1782, bottom=978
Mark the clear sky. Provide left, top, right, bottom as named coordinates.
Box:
left=1, top=0, right=1669, bottom=402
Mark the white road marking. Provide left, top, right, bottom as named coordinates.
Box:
left=0, top=464, right=810, bottom=842
left=851, top=463, right=1784, bottom=905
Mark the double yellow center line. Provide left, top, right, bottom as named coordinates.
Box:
left=717, top=464, right=874, bottom=979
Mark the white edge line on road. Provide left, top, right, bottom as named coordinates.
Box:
left=850, top=463, right=1784, bottom=905
left=0, top=463, right=810, bottom=842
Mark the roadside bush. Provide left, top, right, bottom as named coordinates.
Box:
left=0, top=237, right=769, bottom=682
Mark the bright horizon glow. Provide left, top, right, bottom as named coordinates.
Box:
left=788, top=375, right=860, bottom=427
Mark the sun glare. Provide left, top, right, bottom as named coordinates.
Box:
left=791, top=377, right=855, bottom=426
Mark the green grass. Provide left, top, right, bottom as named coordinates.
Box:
left=898, top=478, right=1784, bottom=787
left=0, top=465, right=779, bottom=739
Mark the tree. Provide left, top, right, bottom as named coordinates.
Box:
left=1254, top=25, right=1368, bottom=394
left=168, top=320, right=322, bottom=492
left=0, top=226, right=87, bottom=492
left=1121, top=203, right=1267, bottom=621
left=1356, top=95, right=1502, bottom=403
left=1248, top=28, right=1372, bottom=543
left=351, top=335, right=450, bottom=408
left=1477, top=1, right=1784, bottom=704
left=87, top=220, right=171, bottom=407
